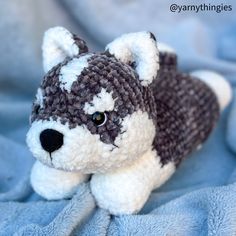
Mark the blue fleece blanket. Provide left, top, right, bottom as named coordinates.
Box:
left=0, top=0, right=236, bottom=235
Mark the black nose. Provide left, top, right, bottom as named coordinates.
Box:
left=40, top=129, right=64, bottom=153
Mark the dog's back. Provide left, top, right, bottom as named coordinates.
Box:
left=152, top=52, right=220, bottom=166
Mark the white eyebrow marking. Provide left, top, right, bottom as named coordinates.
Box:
left=59, top=54, right=91, bottom=92
left=83, top=88, right=116, bottom=114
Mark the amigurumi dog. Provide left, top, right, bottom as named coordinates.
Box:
left=27, top=27, right=232, bottom=215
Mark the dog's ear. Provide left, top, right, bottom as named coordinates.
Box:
left=105, top=32, right=159, bottom=86
left=42, top=27, right=88, bottom=73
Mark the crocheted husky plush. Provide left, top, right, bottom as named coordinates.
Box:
left=27, top=27, right=232, bottom=215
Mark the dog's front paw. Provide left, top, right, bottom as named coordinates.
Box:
left=31, top=161, right=89, bottom=199
left=90, top=173, right=152, bottom=215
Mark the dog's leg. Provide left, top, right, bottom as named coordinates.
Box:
left=31, top=161, right=89, bottom=199
left=90, top=149, right=175, bottom=215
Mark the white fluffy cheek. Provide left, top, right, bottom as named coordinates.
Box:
left=27, top=119, right=116, bottom=173
left=111, top=111, right=156, bottom=166
left=52, top=125, right=112, bottom=172
left=26, top=111, right=156, bottom=173
left=66, top=111, right=155, bottom=172
left=26, top=120, right=111, bottom=172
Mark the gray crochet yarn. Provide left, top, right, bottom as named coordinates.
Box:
left=152, top=52, right=219, bottom=166
left=31, top=50, right=219, bottom=167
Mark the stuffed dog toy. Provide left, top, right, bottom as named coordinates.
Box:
left=27, top=27, right=232, bottom=215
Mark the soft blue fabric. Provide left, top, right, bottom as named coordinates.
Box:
left=0, top=0, right=235, bottom=235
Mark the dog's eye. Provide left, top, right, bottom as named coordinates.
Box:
left=91, top=112, right=107, bottom=126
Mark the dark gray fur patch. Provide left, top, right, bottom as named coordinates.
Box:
left=72, top=35, right=88, bottom=54
left=152, top=52, right=219, bottom=166
left=31, top=53, right=157, bottom=145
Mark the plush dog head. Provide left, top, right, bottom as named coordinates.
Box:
left=26, top=27, right=159, bottom=173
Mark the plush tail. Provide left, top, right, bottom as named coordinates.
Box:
left=191, top=70, right=232, bottom=111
